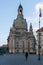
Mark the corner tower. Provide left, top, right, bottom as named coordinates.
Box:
left=29, top=23, right=33, bottom=33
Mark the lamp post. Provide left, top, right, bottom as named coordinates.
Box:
left=38, top=8, right=42, bottom=60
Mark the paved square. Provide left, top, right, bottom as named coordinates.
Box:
left=0, top=54, right=43, bottom=65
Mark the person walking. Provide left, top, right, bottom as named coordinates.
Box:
left=25, top=52, right=28, bottom=61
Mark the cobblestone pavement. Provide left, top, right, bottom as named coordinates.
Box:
left=0, top=54, right=43, bottom=65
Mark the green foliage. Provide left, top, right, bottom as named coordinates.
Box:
left=0, top=47, right=9, bottom=54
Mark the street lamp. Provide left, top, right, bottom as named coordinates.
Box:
left=38, top=8, right=42, bottom=60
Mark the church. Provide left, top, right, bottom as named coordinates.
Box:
left=7, top=4, right=36, bottom=53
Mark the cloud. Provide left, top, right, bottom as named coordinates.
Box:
left=26, top=2, right=43, bottom=27
left=33, top=27, right=39, bottom=32
left=34, top=2, right=43, bottom=27
left=28, top=26, right=38, bottom=32
left=33, top=2, right=43, bottom=18
left=26, top=17, right=37, bottom=22
left=35, top=2, right=43, bottom=13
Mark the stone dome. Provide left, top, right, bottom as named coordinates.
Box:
left=14, top=18, right=27, bottom=30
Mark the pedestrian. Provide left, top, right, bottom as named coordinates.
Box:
left=25, top=52, right=28, bottom=61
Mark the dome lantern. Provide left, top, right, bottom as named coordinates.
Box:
left=18, top=4, right=23, bottom=15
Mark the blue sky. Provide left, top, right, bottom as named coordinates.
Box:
left=0, top=0, right=43, bottom=46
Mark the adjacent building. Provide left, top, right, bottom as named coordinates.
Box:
left=7, top=4, right=36, bottom=54
left=36, top=27, right=43, bottom=54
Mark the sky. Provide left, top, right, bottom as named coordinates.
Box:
left=0, top=0, right=43, bottom=46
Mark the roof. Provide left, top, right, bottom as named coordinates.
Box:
left=36, top=27, right=43, bottom=32
left=18, top=4, right=23, bottom=9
